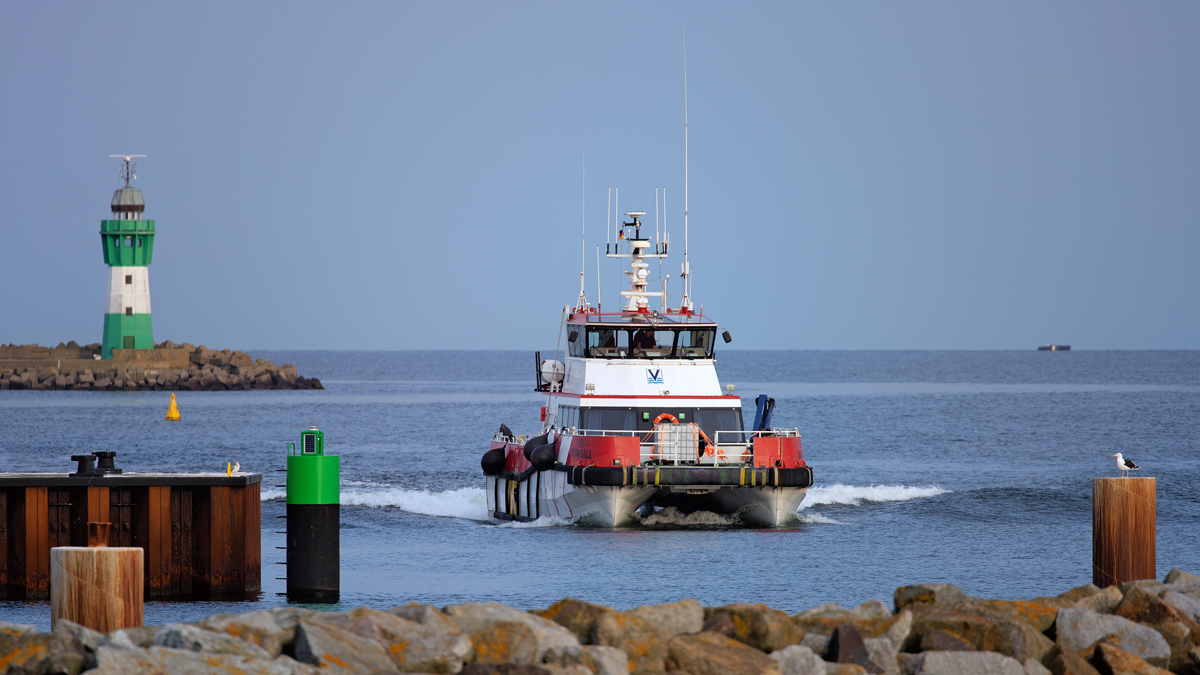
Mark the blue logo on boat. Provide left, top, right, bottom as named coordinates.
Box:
left=646, top=369, right=663, bottom=385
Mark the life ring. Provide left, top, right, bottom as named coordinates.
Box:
left=652, top=413, right=679, bottom=425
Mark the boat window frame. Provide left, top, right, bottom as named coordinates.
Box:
left=579, top=326, right=716, bottom=360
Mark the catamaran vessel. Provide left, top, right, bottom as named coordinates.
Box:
left=480, top=202, right=813, bottom=527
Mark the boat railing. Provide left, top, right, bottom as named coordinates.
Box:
left=564, top=425, right=797, bottom=466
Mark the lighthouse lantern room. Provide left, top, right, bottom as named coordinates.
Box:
left=100, top=155, right=156, bottom=358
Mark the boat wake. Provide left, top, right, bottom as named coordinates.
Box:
left=799, top=483, right=949, bottom=509
left=261, top=482, right=947, bottom=527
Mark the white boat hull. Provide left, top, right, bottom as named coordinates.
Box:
left=486, top=473, right=808, bottom=527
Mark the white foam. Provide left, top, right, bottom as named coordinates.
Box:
left=261, top=486, right=489, bottom=521
left=794, top=513, right=843, bottom=525
left=494, top=516, right=576, bottom=528
left=799, top=483, right=948, bottom=510
left=341, top=487, right=488, bottom=520
left=638, top=506, right=738, bottom=527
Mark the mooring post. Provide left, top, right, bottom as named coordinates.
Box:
left=286, top=426, right=340, bottom=602
left=50, top=522, right=143, bottom=631
left=1093, top=477, right=1156, bottom=588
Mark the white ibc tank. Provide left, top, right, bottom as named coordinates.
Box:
left=540, top=360, right=565, bottom=384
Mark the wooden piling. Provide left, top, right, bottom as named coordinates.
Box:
left=50, top=546, right=143, bottom=632
left=1093, top=477, right=1156, bottom=588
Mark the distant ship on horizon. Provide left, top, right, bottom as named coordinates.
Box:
left=1038, top=344, right=1071, bottom=351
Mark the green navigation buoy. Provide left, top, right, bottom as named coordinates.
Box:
left=286, top=426, right=339, bottom=602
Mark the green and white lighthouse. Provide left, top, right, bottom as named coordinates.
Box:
left=100, top=155, right=156, bottom=358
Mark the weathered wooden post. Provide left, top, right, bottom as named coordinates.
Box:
left=1093, top=477, right=1156, bottom=588
left=51, top=522, right=144, bottom=631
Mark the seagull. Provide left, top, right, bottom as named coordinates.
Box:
left=233, top=461, right=240, bottom=474
left=1113, top=453, right=1139, bottom=478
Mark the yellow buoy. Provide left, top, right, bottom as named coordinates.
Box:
left=165, top=393, right=180, bottom=421
left=227, top=461, right=232, bottom=477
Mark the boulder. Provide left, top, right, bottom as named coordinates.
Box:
left=863, top=637, right=901, bottom=675
left=771, top=644, right=827, bottom=675
left=702, top=612, right=736, bottom=639
left=0, top=628, right=88, bottom=675
left=154, top=623, right=272, bottom=660
left=1161, top=590, right=1200, bottom=623
left=346, top=606, right=472, bottom=673
left=102, top=625, right=160, bottom=649
left=1054, top=609, right=1170, bottom=668
left=591, top=611, right=668, bottom=673
left=87, top=644, right=170, bottom=674
left=580, top=645, right=630, bottom=675
left=1084, top=643, right=1173, bottom=675
left=146, top=646, right=303, bottom=674
left=1119, top=582, right=1168, bottom=597
left=665, top=631, right=782, bottom=675
left=1023, top=658, right=1053, bottom=675
left=629, top=600, right=704, bottom=641
left=197, top=610, right=287, bottom=657
left=460, top=666, right=553, bottom=675
left=473, top=620, right=543, bottom=665
left=920, top=631, right=976, bottom=652
left=1170, top=646, right=1200, bottom=675
left=1077, top=588, right=1123, bottom=615
left=856, top=602, right=894, bottom=620
left=1165, top=569, right=1200, bottom=586
left=540, top=599, right=616, bottom=643
left=1042, top=645, right=1101, bottom=675
left=992, top=619, right=1055, bottom=663
left=1, top=621, right=39, bottom=637
left=444, top=602, right=580, bottom=663
left=908, top=610, right=997, bottom=652
left=267, top=607, right=319, bottom=644
left=827, top=665, right=870, bottom=675
left=1113, top=586, right=1200, bottom=663
left=798, top=604, right=863, bottom=620
left=796, top=609, right=908, bottom=641
left=830, top=625, right=889, bottom=674
left=55, top=618, right=104, bottom=651
left=904, top=651, right=1024, bottom=675
left=704, top=603, right=807, bottom=652
left=294, top=618, right=400, bottom=673
left=804, top=633, right=832, bottom=658
left=966, top=601, right=1059, bottom=634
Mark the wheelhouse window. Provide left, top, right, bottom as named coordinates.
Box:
left=676, top=329, right=715, bottom=359
left=587, top=328, right=629, bottom=359
left=631, top=329, right=676, bottom=359
left=579, top=326, right=716, bottom=360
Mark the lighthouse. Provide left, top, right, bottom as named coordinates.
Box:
left=100, top=155, right=155, bottom=358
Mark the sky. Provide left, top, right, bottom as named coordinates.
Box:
left=1, top=2, right=1198, bottom=350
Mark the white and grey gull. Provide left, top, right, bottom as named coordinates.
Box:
left=1113, top=452, right=1140, bottom=478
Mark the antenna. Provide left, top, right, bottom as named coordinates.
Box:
left=109, top=154, right=146, bottom=187
left=606, top=186, right=611, bottom=253
left=596, top=245, right=601, bottom=313
left=578, top=149, right=588, bottom=309
left=681, top=26, right=692, bottom=311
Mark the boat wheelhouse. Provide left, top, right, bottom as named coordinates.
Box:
left=480, top=209, right=812, bottom=527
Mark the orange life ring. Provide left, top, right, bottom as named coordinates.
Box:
left=652, top=413, right=679, bottom=425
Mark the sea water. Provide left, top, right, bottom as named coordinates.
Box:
left=1, top=350, right=1197, bottom=629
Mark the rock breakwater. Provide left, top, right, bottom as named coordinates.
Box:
left=3, top=568, right=1199, bottom=675
left=0, top=341, right=322, bottom=391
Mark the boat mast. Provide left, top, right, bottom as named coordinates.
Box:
left=681, top=26, right=692, bottom=312
left=578, top=149, right=588, bottom=310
